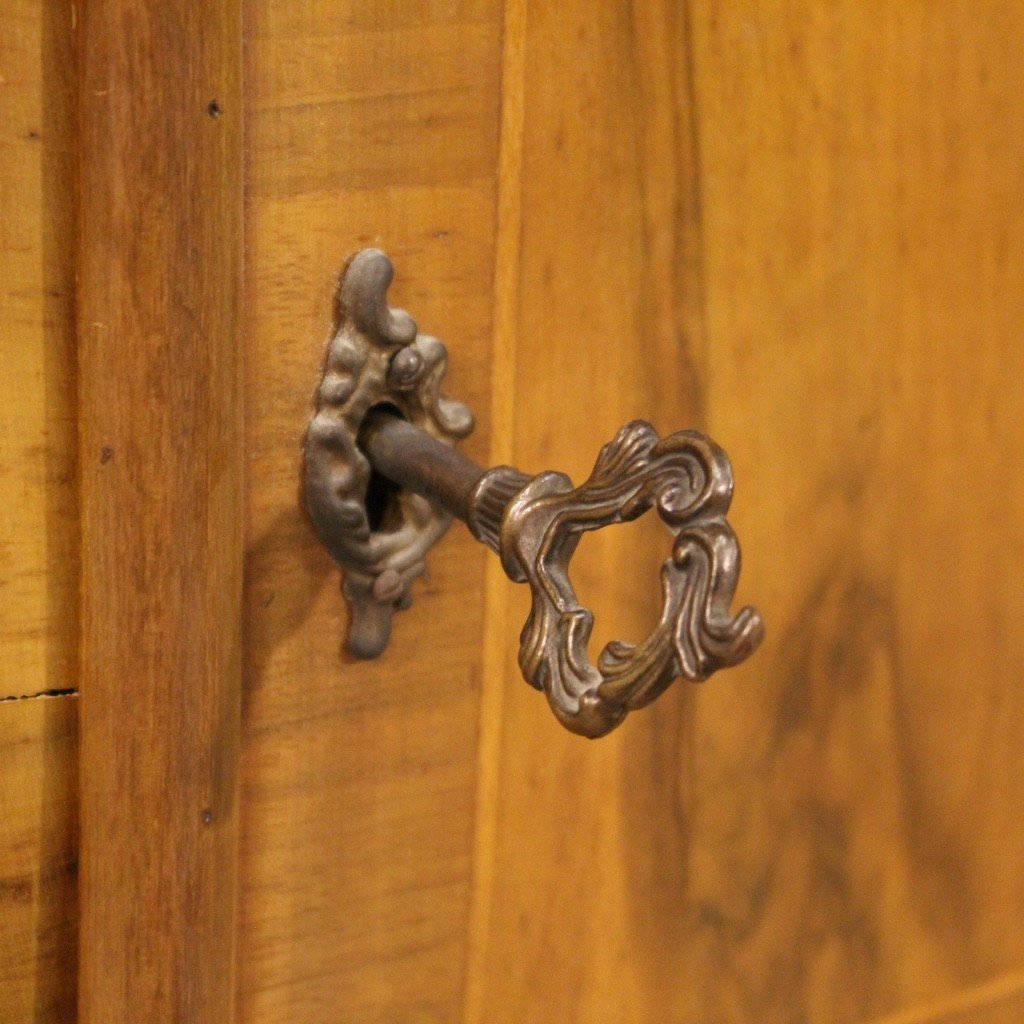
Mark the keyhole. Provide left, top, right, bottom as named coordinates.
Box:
left=357, top=404, right=406, bottom=533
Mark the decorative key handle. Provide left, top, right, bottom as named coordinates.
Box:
left=304, top=250, right=764, bottom=738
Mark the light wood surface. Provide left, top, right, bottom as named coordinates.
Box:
left=76, top=2, right=244, bottom=1022
left=36, top=1, right=1022, bottom=1021
left=466, top=2, right=1024, bottom=1023
left=0, top=696, right=78, bottom=1023
left=873, top=971, right=1024, bottom=1024
left=0, top=4, right=79, bottom=1021
left=0, top=0, right=78, bottom=698
left=466, top=1, right=710, bottom=1020
left=237, top=3, right=504, bottom=1021
left=690, top=3, right=1024, bottom=1021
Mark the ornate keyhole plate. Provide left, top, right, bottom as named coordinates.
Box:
left=303, top=249, right=473, bottom=657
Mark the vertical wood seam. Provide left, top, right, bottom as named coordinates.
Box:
left=76, top=2, right=244, bottom=1021
left=462, top=1, right=527, bottom=1021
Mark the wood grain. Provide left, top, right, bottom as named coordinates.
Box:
left=76, top=2, right=244, bottom=1022
left=237, top=4, right=503, bottom=1021
left=0, top=696, right=78, bottom=1024
left=468, top=2, right=1024, bottom=1023
left=872, top=972, right=1024, bottom=1024
left=0, top=0, right=78, bottom=698
left=684, top=2, right=1024, bottom=1022
left=466, top=1, right=710, bottom=1021
left=0, top=3, right=79, bottom=1019
left=932, top=995, right=1024, bottom=1024
left=15, top=3, right=1024, bottom=1023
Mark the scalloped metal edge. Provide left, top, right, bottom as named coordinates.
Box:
left=303, top=249, right=474, bottom=658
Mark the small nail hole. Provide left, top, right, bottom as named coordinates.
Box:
left=208, top=100, right=221, bottom=118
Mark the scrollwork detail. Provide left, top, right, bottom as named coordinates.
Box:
left=303, top=249, right=473, bottom=658
left=492, top=420, right=764, bottom=738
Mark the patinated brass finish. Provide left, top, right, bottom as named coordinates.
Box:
left=303, top=249, right=473, bottom=658
left=305, top=250, right=764, bottom=737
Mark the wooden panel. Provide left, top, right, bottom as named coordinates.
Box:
left=76, top=2, right=244, bottom=1022
left=0, top=0, right=78, bottom=697
left=0, top=3, right=78, bottom=1019
left=469, top=2, right=1024, bottom=1023
left=238, top=4, right=503, bottom=1022
left=466, top=1, right=711, bottom=1021
left=686, top=2, right=1024, bottom=1022
left=927, top=981, right=1024, bottom=1024
left=871, top=973, right=1024, bottom=1024
left=0, top=696, right=78, bottom=1023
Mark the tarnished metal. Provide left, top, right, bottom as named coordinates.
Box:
left=359, top=409, right=485, bottom=523
left=303, top=249, right=473, bottom=658
left=470, top=421, right=763, bottom=737
left=305, top=249, right=764, bottom=736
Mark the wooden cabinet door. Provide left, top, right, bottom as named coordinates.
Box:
left=237, top=4, right=1024, bottom=1020
left=238, top=6, right=1024, bottom=1020
left=5, top=3, right=1024, bottom=1024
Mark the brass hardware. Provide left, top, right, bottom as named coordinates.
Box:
left=303, top=249, right=473, bottom=659
left=305, top=250, right=764, bottom=737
